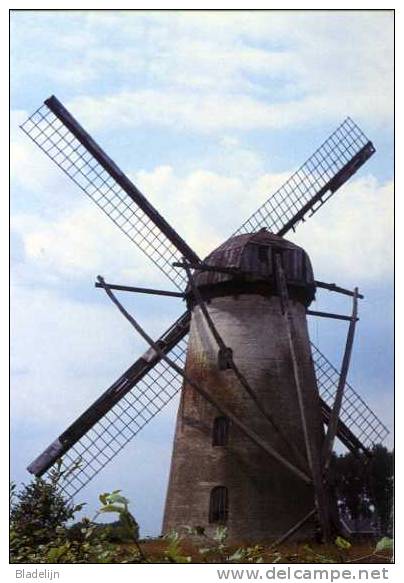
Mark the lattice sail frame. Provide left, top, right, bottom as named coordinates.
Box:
left=234, top=117, right=375, bottom=237
left=20, top=98, right=198, bottom=290
left=311, top=344, right=389, bottom=450
left=55, top=335, right=188, bottom=498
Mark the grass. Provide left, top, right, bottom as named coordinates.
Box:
left=123, top=537, right=393, bottom=564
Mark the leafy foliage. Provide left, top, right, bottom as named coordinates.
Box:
left=163, top=530, right=192, bottom=563
left=10, top=461, right=84, bottom=561
left=97, top=490, right=139, bottom=541
left=10, top=464, right=143, bottom=564
left=10, top=451, right=393, bottom=564
left=375, top=537, right=393, bottom=553
left=329, top=445, right=393, bottom=535
left=368, top=446, right=394, bottom=535
left=187, top=526, right=264, bottom=563
left=335, top=536, right=352, bottom=550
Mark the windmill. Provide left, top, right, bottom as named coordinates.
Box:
left=20, top=96, right=389, bottom=543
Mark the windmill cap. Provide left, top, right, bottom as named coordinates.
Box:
left=186, top=230, right=316, bottom=307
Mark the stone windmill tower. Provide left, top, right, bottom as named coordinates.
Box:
left=21, top=96, right=389, bottom=543
left=163, top=233, right=326, bottom=540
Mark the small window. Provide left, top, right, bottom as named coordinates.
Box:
left=258, top=245, right=268, bottom=263
left=218, top=346, right=233, bottom=370
left=212, top=416, right=229, bottom=446
left=209, top=486, right=229, bottom=523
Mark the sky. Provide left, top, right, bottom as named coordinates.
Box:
left=10, top=10, right=394, bottom=536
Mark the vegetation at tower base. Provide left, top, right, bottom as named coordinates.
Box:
left=10, top=447, right=393, bottom=564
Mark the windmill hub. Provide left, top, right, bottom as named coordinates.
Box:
left=186, top=231, right=316, bottom=307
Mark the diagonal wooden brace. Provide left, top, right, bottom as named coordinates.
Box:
left=274, top=254, right=332, bottom=542
left=269, top=508, right=317, bottom=549
left=96, top=275, right=312, bottom=485
left=322, top=288, right=359, bottom=471
left=180, top=258, right=308, bottom=472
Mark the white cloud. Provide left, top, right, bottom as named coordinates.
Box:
left=11, top=110, right=70, bottom=205
left=10, top=161, right=292, bottom=283
left=134, top=165, right=393, bottom=284
left=11, top=11, right=393, bottom=133
left=12, top=203, right=165, bottom=286
left=10, top=284, right=140, bottom=425
left=11, top=150, right=393, bottom=291
left=67, top=85, right=390, bottom=136
left=289, top=175, right=394, bottom=283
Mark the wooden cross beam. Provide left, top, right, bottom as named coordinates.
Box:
left=307, top=310, right=359, bottom=322
left=95, top=281, right=184, bottom=298
left=173, top=261, right=364, bottom=300
left=315, top=281, right=364, bottom=300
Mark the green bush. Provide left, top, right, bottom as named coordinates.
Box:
left=10, top=461, right=85, bottom=562
left=10, top=463, right=393, bottom=564
left=10, top=462, right=143, bottom=564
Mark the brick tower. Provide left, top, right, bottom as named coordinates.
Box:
left=162, top=231, right=326, bottom=542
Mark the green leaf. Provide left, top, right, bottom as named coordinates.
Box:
left=335, top=536, right=352, bottom=550
left=213, top=525, right=228, bottom=543
left=164, top=530, right=180, bottom=543
left=46, top=543, right=70, bottom=562
left=176, top=556, right=192, bottom=563
left=106, top=492, right=129, bottom=506
left=228, top=548, right=245, bottom=561
left=98, top=504, right=125, bottom=515
left=375, top=537, right=393, bottom=552
left=99, top=492, right=110, bottom=505
left=73, top=503, right=86, bottom=512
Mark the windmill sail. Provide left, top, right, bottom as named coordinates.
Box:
left=27, top=312, right=190, bottom=489
left=312, top=343, right=389, bottom=453
left=28, top=316, right=388, bottom=499
left=233, top=118, right=375, bottom=237
left=20, top=96, right=200, bottom=290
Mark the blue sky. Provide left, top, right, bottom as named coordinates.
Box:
left=10, top=10, right=393, bottom=536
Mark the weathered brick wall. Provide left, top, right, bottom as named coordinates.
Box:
left=162, top=294, right=325, bottom=542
